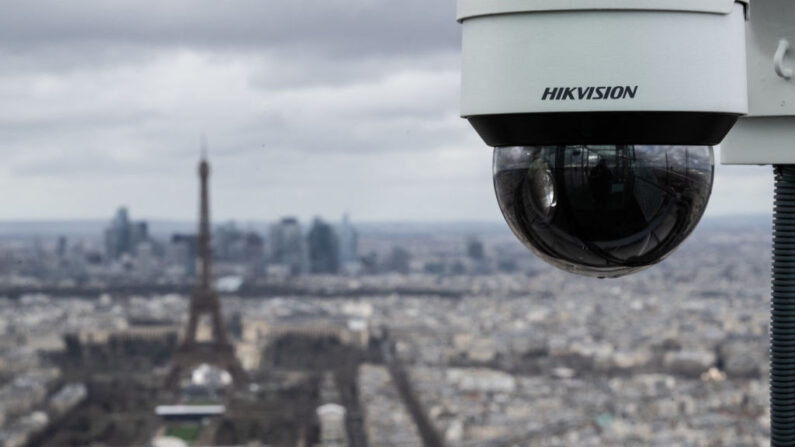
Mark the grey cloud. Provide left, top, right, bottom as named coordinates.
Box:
left=0, top=0, right=497, bottom=222
left=246, top=52, right=461, bottom=90
left=0, top=108, right=164, bottom=135
left=0, top=1, right=459, bottom=58
left=13, top=153, right=150, bottom=177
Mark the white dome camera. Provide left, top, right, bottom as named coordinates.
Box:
left=458, top=0, right=749, bottom=277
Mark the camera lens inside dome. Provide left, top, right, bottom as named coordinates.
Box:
left=493, top=145, right=713, bottom=278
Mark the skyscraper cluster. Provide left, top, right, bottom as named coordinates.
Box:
left=268, top=215, right=359, bottom=276
left=104, top=207, right=149, bottom=260
left=269, top=217, right=308, bottom=276
left=215, top=222, right=264, bottom=263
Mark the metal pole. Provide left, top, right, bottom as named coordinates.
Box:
left=771, top=165, right=795, bottom=446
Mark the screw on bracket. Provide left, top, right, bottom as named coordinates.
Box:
left=775, top=38, right=793, bottom=80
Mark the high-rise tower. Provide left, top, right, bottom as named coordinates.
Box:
left=165, top=150, right=246, bottom=390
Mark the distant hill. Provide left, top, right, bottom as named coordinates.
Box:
left=0, top=220, right=107, bottom=238
left=700, top=213, right=772, bottom=229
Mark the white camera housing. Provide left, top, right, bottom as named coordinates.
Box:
left=459, top=0, right=749, bottom=146
left=458, top=0, right=751, bottom=277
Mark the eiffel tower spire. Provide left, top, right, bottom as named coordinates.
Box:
left=166, top=143, right=246, bottom=389
left=197, top=154, right=214, bottom=303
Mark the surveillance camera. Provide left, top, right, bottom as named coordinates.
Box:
left=458, top=0, right=749, bottom=277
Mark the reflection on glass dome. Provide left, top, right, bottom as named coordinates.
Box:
left=493, top=145, right=714, bottom=278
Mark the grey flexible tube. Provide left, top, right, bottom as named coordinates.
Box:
left=772, top=165, right=795, bottom=446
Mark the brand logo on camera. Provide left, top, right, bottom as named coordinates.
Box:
left=541, top=86, right=638, bottom=101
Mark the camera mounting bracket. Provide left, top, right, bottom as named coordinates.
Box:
left=720, top=0, right=795, bottom=164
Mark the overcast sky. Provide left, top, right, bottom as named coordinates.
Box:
left=0, top=0, right=773, bottom=223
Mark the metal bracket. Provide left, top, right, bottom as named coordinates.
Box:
left=775, top=38, right=793, bottom=80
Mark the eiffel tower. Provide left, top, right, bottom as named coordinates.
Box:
left=165, top=148, right=246, bottom=390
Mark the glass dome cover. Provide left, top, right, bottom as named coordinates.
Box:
left=493, top=145, right=714, bottom=278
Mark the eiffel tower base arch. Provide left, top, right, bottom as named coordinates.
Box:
left=165, top=342, right=247, bottom=390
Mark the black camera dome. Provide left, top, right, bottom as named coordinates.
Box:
left=493, top=145, right=714, bottom=278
